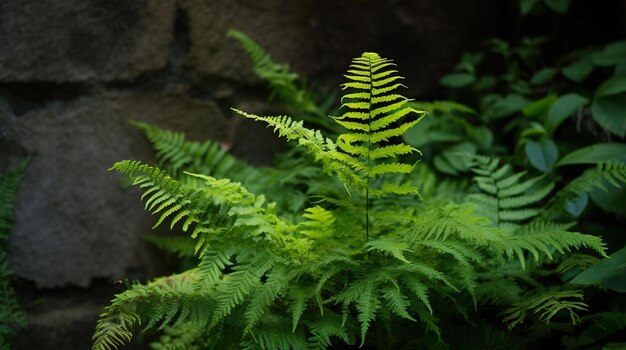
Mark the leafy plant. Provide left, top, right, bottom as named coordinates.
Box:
left=432, top=5, right=626, bottom=346
left=93, top=52, right=608, bottom=350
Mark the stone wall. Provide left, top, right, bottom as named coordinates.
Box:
left=0, top=0, right=509, bottom=348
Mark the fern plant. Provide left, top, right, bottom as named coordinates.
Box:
left=0, top=160, right=28, bottom=348
left=228, top=30, right=338, bottom=132
left=131, top=120, right=328, bottom=217
left=465, top=155, right=626, bottom=337
left=93, top=52, right=608, bottom=350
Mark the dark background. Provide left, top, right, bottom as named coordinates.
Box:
left=0, top=0, right=624, bottom=348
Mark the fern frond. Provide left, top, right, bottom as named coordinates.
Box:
left=130, top=120, right=261, bottom=180
left=288, top=284, right=313, bottom=333
left=232, top=109, right=364, bottom=191
left=240, top=319, right=309, bottom=350
left=408, top=204, right=499, bottom=245
left=556, top=253, right=599, bottom=275
left=306, top=312, right=353, bottom=349
left=112, top=161, right=312, bottom=264
left=93, top=270, right=210, bottom=350
left=228, top=30, right=320, bottom=117
left=243, top=271, right=290, bottom=335
left=381, top=286, right=416, bottom=321
left=468, top=156, right=554, bottom=227
left=365, top=237, right=411, bottom=263
left=503, top=290, right=588, bottom=330
left=300, top=206, right=335, bottom=240
left=495, top=230, right=606, bottom=269
left=209, top=252, right=277, bottom=329
left=355, top=279, right=380, bottom=346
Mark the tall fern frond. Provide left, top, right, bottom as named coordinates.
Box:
left=234, top=52, right=425, bottom=241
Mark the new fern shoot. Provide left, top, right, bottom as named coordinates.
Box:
left=93, top=53, right=607, bottom=350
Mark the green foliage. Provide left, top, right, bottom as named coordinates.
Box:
left=227, top=30, right=315, bottom=113
left=93, top=51, right=611, bottom=350
left=570, top=245, right=626, bottom=292
left=0, top=160, right=29, bottom=347
left=435, top=11, right=626, bottom=346
left=228, top=30, right=337, bottom=132
left=545, top=162, right=626, bottom=218
left=503, top=290, right=587, bottom=330
left=130, top=120, right=324, bottom=215
left=468, top=156, right=555, bottom=227
left=562, top=312, right=626, bottom=349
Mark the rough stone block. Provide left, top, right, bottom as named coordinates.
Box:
left=0, top=0, right=176, bottom=82
left=181, top=0, right=508, bottom=95
left=6, top=93, right=229, bottom=288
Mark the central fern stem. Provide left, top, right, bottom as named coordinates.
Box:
left=365, top=59, right=374, bottom=242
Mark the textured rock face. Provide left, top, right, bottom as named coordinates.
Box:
left=0, top=0, right=176, bottom=82
left=7, top=94, right=228, bottom=288
left=181, top=0, right=507, bottom=95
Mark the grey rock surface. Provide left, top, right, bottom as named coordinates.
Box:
left=181, top=0, right=507, bottom=95
left=14, top=281, right=149, bottom=350
left=7, top=93, right=229, bottom=288
left=0, top=0, right=176, bottom=82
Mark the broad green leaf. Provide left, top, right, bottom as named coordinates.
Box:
left=590, top=184, right=626, bottom=216
left=562, top=57, right=594, bottom=82
left=545, top=0, right=569, bottom=13
left=454, top=52, right=483, bottom=73
left=440, top=73, right=476, bottom=88
left=595, top=75, right=626, bottom=98
left=565, top=193, right=588, bottom=218
left=616, top=60, right=626, bottom=75
left=557, top=143, right=626, bottom=166
left=591, top=94, right=626, bottom=138
left=592, top=41, right=626, bottom=67
left=429, top=130, right=465, bottom=143
left=474, top=75, right=498, bottom=90
left=546, top=93, right=589, bottom=133
left=522, top=94, right=557, bottom=120
left=434, top=155, right=458, bottom=175
left=525, top=139, right=559, bottom=172
left=571, top=246, right=626, bottom=292
left=520, top=0, right=540, bottom=14
left=487, top=94, right=532, bottom=119
left=530, top=67, right=557, bottom=86
left=469, top=126, right=494, bottom=150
